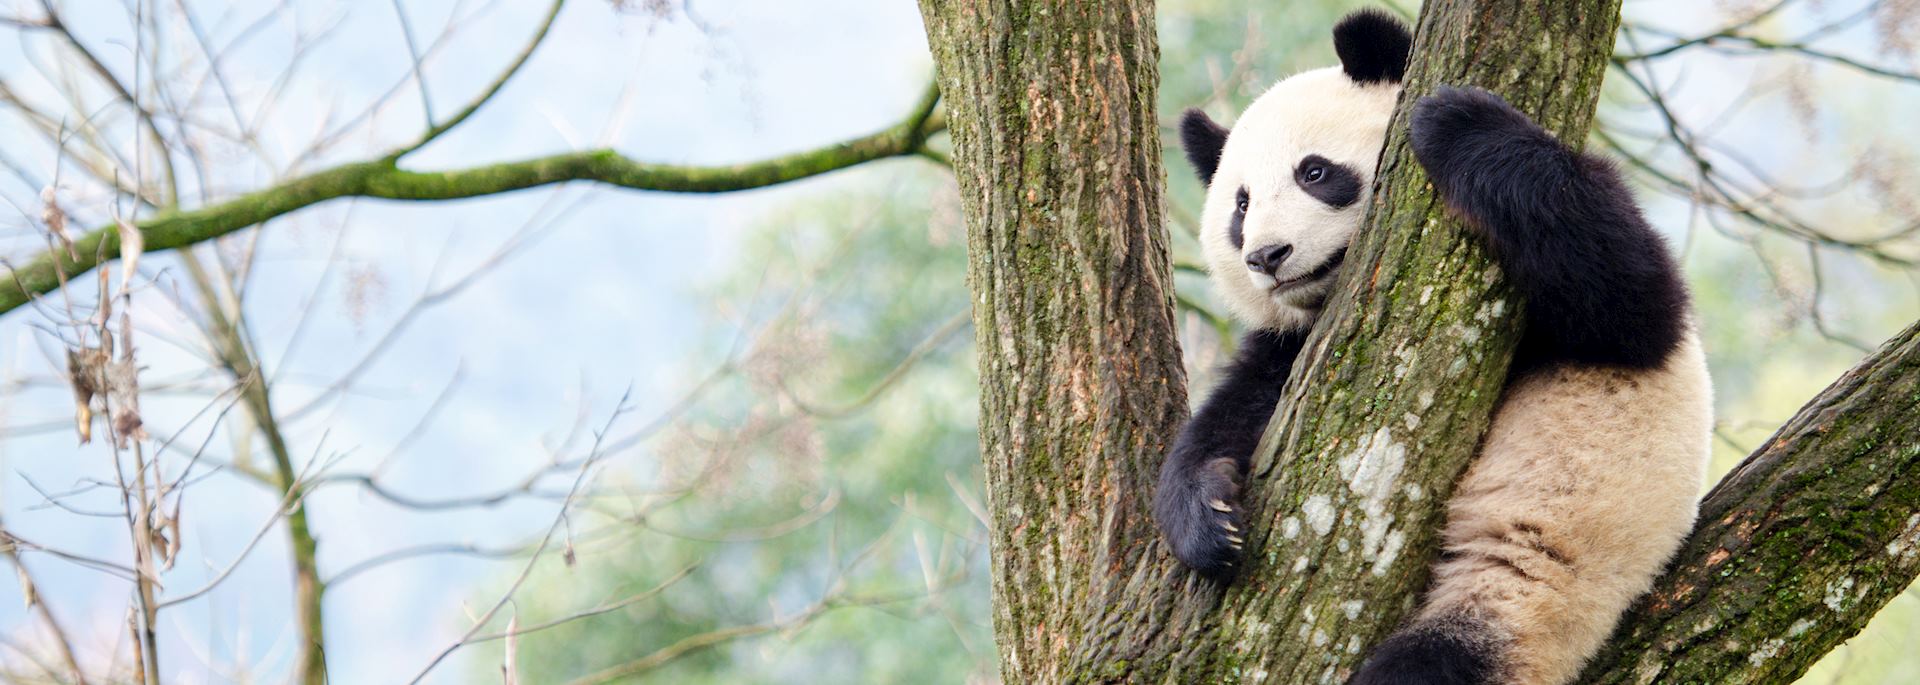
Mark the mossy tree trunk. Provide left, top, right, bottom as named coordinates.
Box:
left=921, top=1, right=1920, bottom=684
left=917, top=0, right=1190, bottom=680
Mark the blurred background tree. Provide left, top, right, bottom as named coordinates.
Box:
left=0, top=0, right=1914, bottom=682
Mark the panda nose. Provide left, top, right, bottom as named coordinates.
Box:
left=1245, top=244, right=1293, bottom=276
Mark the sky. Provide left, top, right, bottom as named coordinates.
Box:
left=0, top=0, right=934, bottom=681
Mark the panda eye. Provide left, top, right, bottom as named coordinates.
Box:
left=1234, top=188, right=1250, bottom=213
left=1304, top=165, right=1326, bottom=183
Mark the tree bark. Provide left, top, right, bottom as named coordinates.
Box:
left=917, top=1, right=1188, bottom=681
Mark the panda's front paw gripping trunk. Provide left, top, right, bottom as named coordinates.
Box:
left=1151, top=329, right=1305, bottom=580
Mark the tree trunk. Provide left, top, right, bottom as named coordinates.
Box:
left=917, top=1, right=1188, bottom=680
left=923, top=1, right=1920, bottom=684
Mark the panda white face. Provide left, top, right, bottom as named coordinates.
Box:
left=1194, top=67, right=1400, bottom=332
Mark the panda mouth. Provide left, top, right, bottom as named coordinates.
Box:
left=1271, top=248, right=1348, bottom=292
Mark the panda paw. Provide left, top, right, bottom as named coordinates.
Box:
left=1153, top=456, right=1246, bottom=581
left=1408, top=86, right=1563, bottom=200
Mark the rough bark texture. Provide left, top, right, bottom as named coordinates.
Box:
left=917, top=1, right=1189, bottom=681
left=921, top=0, right=1623, bottom=682
left=1581, top=320, right=1920, bottom=685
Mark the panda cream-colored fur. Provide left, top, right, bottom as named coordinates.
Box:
left=1151, top=10, right=1712, bottom=685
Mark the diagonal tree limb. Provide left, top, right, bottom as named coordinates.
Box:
left=30, top=0, right=182, bottom=204
left=1584, top=319, right=1920, bottom=684
left=0, top=540, right=89, bottom=685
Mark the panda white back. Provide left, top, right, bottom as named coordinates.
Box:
left=1152, top=9, right=1712, bottom=685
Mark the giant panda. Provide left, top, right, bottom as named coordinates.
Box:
left=1151, top=9, right=1713, bottom=685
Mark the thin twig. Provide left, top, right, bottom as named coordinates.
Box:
left=405, top=388, right=634, bottom=683
left=0, top=538, right=89, bottom=684
left=466, top=563, right=698, bottom=644
left=393, top=0, right=566, bottom=158
left=388, top=0, right=436, bottom=128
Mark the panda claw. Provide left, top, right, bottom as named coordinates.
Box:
left=1156, top=458, right=1248, bottom=580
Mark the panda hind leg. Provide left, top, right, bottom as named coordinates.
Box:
left=1347, top=614, right=1500, bottom=685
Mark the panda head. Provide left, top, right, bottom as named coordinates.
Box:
left=1180, top=9, right=1412, bottom=332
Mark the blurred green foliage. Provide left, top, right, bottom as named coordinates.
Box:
left=484, top=165, right=993, bottom=683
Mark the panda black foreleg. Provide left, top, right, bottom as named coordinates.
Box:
left=1409, top=86, right=1688, bottom=371
left=1152, top=328, right=1305, bottom=581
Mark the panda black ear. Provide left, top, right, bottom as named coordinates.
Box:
left=1333, top=8, right=1412, bottom=85
left=1179, top=108, right=1230, bottom=185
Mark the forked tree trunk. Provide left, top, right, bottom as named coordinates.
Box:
left=918, top=1, right=1920, bottom=683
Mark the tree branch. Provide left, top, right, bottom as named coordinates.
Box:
left=1584, top=319, right=1920, bottom=684
left=0, top=82, right=946, bottom=316
left=0, top=542, right=89, bottom=685
left=171, top=248, right=331, bottom=684
left=31, top=0, right=182, bottom=204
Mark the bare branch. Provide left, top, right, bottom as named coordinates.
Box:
left=388, top=0, right=436, bottom=128
left=405, top=389, right=632, bottom=683
left=0, top=540, right=89, bottom=685
left=29, top=0, right=180, bottom=203
left=0, top=81, right=946, bottom=316
left=465, top=563, right=698, bottom=644
left=777, top=310, right=968, bottom=419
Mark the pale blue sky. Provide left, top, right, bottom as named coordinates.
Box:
left=0, top=1, right=932, bottom=681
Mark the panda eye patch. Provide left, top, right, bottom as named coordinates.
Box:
left=1294, top=154, right=1363, bottom=209
left=1228, top=187, right=1248, bottom=249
